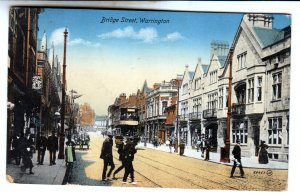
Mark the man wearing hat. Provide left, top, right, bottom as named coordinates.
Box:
left=230, top=139, right=245, bottom=178
left=122, top=136, right=137, bottom=184
left=36, top=132, right=47, bottom=165
left=47, top=130, right=58, bottom=166
left=100, top=132, right=115, bottom=181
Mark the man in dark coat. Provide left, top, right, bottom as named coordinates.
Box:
left=122, top=137, right=137, bottom=184
left=230, top=139, right=245, bottom=178
left=47, top=131, right=58, bottom=165
left=11, top=133, right=21, bottom=165
left=36, top=133, right=47, bottom=165
left=19, top=132, right=35, bottom=174
left=112, top=141, right=125, bottom=179
left=100, top=133, right=115, bottom=181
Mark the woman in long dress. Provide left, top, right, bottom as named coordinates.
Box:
left=258, top=140, right=269, bottom=164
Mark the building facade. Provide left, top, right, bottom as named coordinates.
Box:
left=177, top=13, right=290, bottom=161
left=145, top=79, right=178, bottom=144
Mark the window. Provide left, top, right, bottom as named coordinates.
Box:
left=257, top=77, right=262, bottom=101
left=237, top=52, right=247, bottom=70
left=208, top=92, right=218, bottom=110
left=194, top=78, right=201, bottom=90
left=232, top=120, right=248, bottom=144
left=272, top=72, right=282, bottom=100
left=248, top=78, right=254, bottom=103
left=162, top=101, right=168, bottom=114
left=210, top=70, right=218, bottom=84
left=183, top=84, right=188, bottom=94
left=268, top=117, right=282, bottom=145
left=225, top=87, right=228, bottom=107
left=219, top=88, right=223, bottom=109
left=193, top=99, right=197, bottom=113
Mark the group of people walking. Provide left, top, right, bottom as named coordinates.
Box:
left=100, top=133, right=137, bottom=184
left=10, top=130, right=59, bottom=174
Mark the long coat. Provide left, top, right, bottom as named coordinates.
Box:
left=100, top=137, right=113, bottom=160
left=47, top=135, right=58, bottom=151
left=232, top=144, right=241, bottom=160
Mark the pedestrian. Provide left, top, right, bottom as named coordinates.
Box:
left=11, top=133, right=21, bottom=165
left=196, top=138, right=201, bottom=152
left=65, top=135, right=76, bottom=164
left=122, top=137, right=137, bottom=184
left=112, top=140, right=125, bottom=179
left=204, top=139, right=210, bottom=160
left=62, top=135, right=76, bottom=184
left=20, top=132, right=35, bottom=174
left=36, top=132, right=47, bottom=165
left=200, top=138, right=205, bottom=158
left=100, top=133, right=115, bottom=181
left=168, top=137, right=173, bottom=153
left=230, top=139, right=245, bottom=178
left=258, top=140, right=269, bottom=164
left=47, top=130, right=58, bottom=166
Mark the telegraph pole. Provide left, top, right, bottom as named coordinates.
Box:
left=58, top=28, right=68, bottom=159
left=221, top=47, right=234, bottom=163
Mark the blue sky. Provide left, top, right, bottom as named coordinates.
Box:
left=37, top=8, right=291, bottom=115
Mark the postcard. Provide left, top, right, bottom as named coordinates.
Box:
left=4, top=3, right=294, bottom=194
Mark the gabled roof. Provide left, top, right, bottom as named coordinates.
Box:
left=217, top=55, right=227, bottom=68
left=188, top=71, right=194, bottom=79
left=252, top=27, right=284, bottom=48
left=201, top=65, right=209, bottom=74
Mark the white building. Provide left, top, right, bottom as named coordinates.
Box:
left=178, top=13, right=290, bottom=161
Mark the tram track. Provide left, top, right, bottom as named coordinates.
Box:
left=81, top=134, right=286, bottom=190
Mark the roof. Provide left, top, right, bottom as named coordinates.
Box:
left=252, top=27, right=284, bottom=48
left=201, top=65, right=209, bottom=74
left=188, top=71, right=194, bottom=79
left=142, top=80, right=152, bottom=93
left=217, top=55, right=227, bottom=68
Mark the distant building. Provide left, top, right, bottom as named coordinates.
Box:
left=80, top=103, right=95, bottom=126
left=94, top=115, right=107, bottom=130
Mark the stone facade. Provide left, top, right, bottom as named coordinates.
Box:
left=177, top=13, right=290, bottom=161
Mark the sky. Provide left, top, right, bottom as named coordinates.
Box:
left=37, top=8, right=291, bottom=116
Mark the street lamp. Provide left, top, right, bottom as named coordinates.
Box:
left=58, top=28, right=68, bottom=159
left=220, top=47, right=234, bottom=163
left=175, top=75, right=182, bottom=153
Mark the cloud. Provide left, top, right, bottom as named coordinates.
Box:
left=163, top=32, right=184, bottom=42
left=49, top=27, right=67, bottom=46
left=69, top=38, right=101, bottom=47
left=98, top=26, right=158, bottom=43
left=49, top=27, right=100, bottom=47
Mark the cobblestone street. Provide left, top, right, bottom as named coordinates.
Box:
left=66, top=133, right=288, bottom=191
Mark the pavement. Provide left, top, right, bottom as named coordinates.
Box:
left=137, top=142, right=289, bottom=170
left=6, top=150, right=67, bottom=185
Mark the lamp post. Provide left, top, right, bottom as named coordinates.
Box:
left=58, top=28, right=68, bottom=159
left=175, top=75, right=182, bottom=153
left=220, top=47, right=234, bottom=163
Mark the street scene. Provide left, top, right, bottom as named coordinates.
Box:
left=6, top=6, right=291, bottom=192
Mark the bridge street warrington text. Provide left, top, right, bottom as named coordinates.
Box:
left=100, top=16, right=170, bottom=25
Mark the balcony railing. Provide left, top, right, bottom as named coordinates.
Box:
left=203, top=109, right=217, bottom=119
left=189, top=112, right=202, bottom=120
left=231, top=103, right=246, bottom=116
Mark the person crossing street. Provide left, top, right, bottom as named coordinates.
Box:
left=100, top=132, right=115, bottom=181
